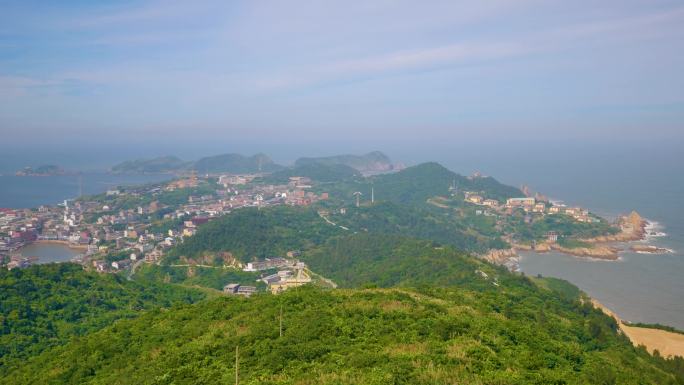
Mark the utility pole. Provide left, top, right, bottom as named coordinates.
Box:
left=235, top=345, right=239, bottom=385
left=371, top=186, right=374, bottom=204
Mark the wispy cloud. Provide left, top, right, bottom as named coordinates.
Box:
left=253, top=5, right=684, bottom=90
left=255, top=41, right=532, bottom=89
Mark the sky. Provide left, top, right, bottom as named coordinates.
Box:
left=1, top=0, right=683, bottom=161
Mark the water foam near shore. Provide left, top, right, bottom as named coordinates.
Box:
left=644, top=220, right=668, bottom=238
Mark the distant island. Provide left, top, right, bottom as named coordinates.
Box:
left=15, top=165, right=67, bottom=176
left=109, top=150, right=399, bottom=175
left=110, top=153, right=284, bottom=174
left=295, top=151, right=403, bottom=175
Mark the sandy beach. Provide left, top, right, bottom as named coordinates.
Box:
left=592, top=299, right=684, bottom=358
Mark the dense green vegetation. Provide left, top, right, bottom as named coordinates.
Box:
left=135, top=264, right=263, bottom=291
left=5, top=284, right=683, bottom=384
left=302, top=234, right=499, bottom=288
left=368, top=162, right=522, bottom=205
left=328, top=202, right=507, bottom=252
left=0, top=264, right=206, bottom=374
left=167, top=202, right=506, bottom=265
left=166, top=206, right=344, bottom=264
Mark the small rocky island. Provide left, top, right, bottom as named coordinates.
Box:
left=15, top=165, right=66, bottom=176
left=630, top=245, right=672, bottom=254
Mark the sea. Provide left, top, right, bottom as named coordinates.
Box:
left=0, top=173, right=172, bottom=209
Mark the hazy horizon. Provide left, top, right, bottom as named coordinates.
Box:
left=2, top=1, right=683, bottom=151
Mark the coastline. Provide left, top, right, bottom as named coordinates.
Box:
left=510, top=215, right=671, bottom=262
left=592, top=299, right=684, bottom=358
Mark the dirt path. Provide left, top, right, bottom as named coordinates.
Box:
left=592, top=299, right=684, bottom=357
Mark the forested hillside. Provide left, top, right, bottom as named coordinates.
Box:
left=0, top=264, right=206, bottom=374
left=166, top=203, right=506, bottom=265
left=5, top=284, right=683, bottom=384
left=328, top=202, right=507, bottom=252
left=166, top=206, right=344, bottom=264
left=302, top=234, right=498, bottom=288
left=369, top=162, right=522, bottom=205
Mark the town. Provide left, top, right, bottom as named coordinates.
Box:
left=0, top=172, right=328, bottom=294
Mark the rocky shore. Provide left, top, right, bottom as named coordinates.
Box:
left=479, top=248, right=519, bottom=270
left=550, top=244, right=620, bottom=260
left=630, top=245, right=672, bottom=254
left=482, top=211, right=667, bottom=267
left=512, top=242, right=620, bottom=260
left=583, top=211, right=647, bottom=243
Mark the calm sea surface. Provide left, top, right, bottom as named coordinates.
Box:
left=20, top=243, right=81, bottom=264
left=0, top=173, right=172, bottom=209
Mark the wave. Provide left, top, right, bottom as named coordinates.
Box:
left=644, top=220, right=667, bottom=238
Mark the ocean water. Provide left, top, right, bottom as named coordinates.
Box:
left=0, top=173, right=172, bottom=208
left=433, top=144, right=684, bottom=330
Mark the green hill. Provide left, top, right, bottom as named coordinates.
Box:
left=5, top=283, right=683, bottom=384
left=165, top=206, right=344, bottom=264
left=0, top=264, right=206, bottom=374
left=165, top=203, right=505, bottom=265
left=369, top=162, right=522, bottom=205
left=326, top=202, right=507, bottom=252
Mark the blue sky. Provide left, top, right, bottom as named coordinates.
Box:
left=1, top=0, right=683, bottom=155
